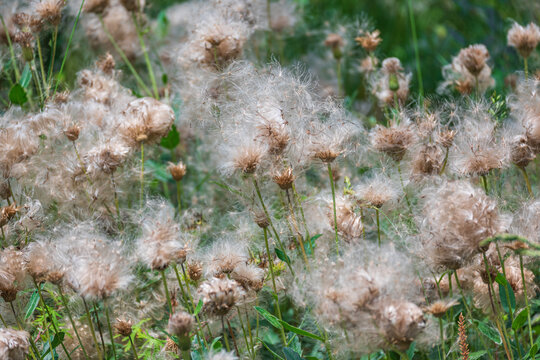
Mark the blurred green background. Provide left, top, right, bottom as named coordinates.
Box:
left=145, top=0, right=538, bottom=96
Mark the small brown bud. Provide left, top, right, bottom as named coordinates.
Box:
left=0, top=203, right=20, bottom=227
left=114, top=319, right=133, bottom=337
left=272, top=167, right=295, bottom=190
left=97, top=53, right=115, bottom=75
left=64, top=126, right=80, bottom=142
left=252, top=211, right=269, bottom=229
left=355, top=30, right=382, bottom=52
left=187, top=262, right=203, bottom=282
left=167, top=161, right=187, bottom=181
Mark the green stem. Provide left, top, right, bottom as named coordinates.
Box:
left=518, top=166, right=533, bottom=197
left=375, top=208, right=381, bottom=247
left=160, top=269, right=173, bottom=314
left=176, top=180, right=182, bottom=213
left=524, top=57, right=528, bottom=78
left=481, top=174, right=489, bottom=194
left=252, top=177, right=294, bottom=276
left=93, top=303, right=107, bottom=355
left=35, top=37, right=49, bottom=98
left=129, top=335, right=139, bottom=360
left=439, top=147, right=449, bottom=175
left=438, top=318, right=446, bottom=360
left=104, top=302, right=118, bottom=359
left=53, top=0, right=85, bottom=96
left=336, top=59, right=342, bottom=96
left=33, top=279, right=72, bottom=360
left=140, top=142, right=144, bottom=208
left=132, top=13, right=159, bottom=99
left=263, top=227, right=288, bottom=346
left=221, top=317, right=231, bottom=352
left=408, top=0, right=423, bottom=99
left=47, top=26, right=58, bottom=85
left=82, top=298, right=103, bottom=360
left=0, top=15, right=20, bottom=81
left=57, top=285, right=91, bottom=360
left=519, top=255, right=534, bottom=347
left=327, top=163, right=339, bottom=256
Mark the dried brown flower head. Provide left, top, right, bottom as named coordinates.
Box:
left=382, top=58, right=403, bottom=75
left=272, top=167, right=295, bottom=190
left=0, top=328, right=30, bottom=360
left=233, top=145, right=263, bottom=174
left=34, top=0, right=65, bottom=26
left=324, top=33, right=344, bottom=50
left=122, top=98, right=175, bottom=145
left=231, top=263, right=264, bottom=292
left=187, top=261, right=203, bottom=282
left=64, top=125, right=80, bottom=142
left=114, top=319, right=133, bottom=337
left=507, top=22, right=540, bottom=59
left=256, top=121, right=289, bottom=155
left=0, top=203, right=20, bottom=227
left=355, top=30, right=382, bottom=52
left=313, top=148, right=340, bottom=163
left=510, top=135, right=535, bottom=168
left=168, top=161, right=187, bottom=181
left=168, top=311, right=194, bottom=338
left=84, top=0, right=110, bottom=13
left=198, top=277, right=245, bottom=317
left=457, top=44, right=490, bottom=77
left=424, top=299, right=458, bottom=318
left=437, top=129, right=456, bottom=148
left=376, top=300, right=426, bottom=351
left=97, top=52, right=116, bottom=75
left=411, top=144, right=443, bottom=177
left=327, top=197, right=363, bottom=242
left=252, top=210, right=270, bottom=229
left=120, top=0, right=145, bottom=12
left=371, top=122, right=415, bottom=162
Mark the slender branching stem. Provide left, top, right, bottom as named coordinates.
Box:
left=57, top=285, right=91, bottom=360
left=93, top=303, right=107, bottom=354
left=47, top=26, right=59, bottom=85
left=375, top=208, right=381, bottom=247
left=82, top=298, right=103, bottom=360
left=263, top=227, right=288, bottom=346
left=285, top=189, right=309, bottom=267
left=140, top=142, right=145, bottom=208
left=53, top=0, right=85, bottom=96
left=32, top=279, right=72, bottom=360
left=221, top=316, right=231, bottom=352
left=524, top=57, right=528, bottom=78
left=327, top=163, right=339, bottom=256
left=160, top=269, right=173, bottom=314
left=129, top=334, right=139, bottom=360
left=132, top=13, right=159, bottom=99
left=408, top=0, right=423, bottom=99
left=252, top=177, right=294, bottom=275
left=104, top=301, right=118, bottom=359
left=519, top=254, right=534, bottom=347
left=518, top=166, right=533, bottom=197
left=97, top=16, right=153, bottom=97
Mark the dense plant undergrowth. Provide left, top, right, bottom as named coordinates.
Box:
left=0, top=0, right=538, bottom=359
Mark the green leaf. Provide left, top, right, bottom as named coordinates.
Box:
left=258, top=338, right=284, bottom=360
left=210, top=336, right=222, bottom=351
left=275, top=248, right=291, bottom=265
left=512, top=308, right=528, bottom=330
left=469, top=351, right=487, bottom=360
left=406, top=341, right=416, bottom=359
left=157, top=10, right=170, bottom=38
left=20, top=64, right=32, bottom=88
left=51, top=332, right=65, bottom=348
left=24, top=289, right=40, bottom=319
left=476, top=320, right=502, bottom=345
left=278, top=320, right=323, bottom=341
left=9, top=83, right=28, bottom=105
left=160, top=124, right=180, bottom=149
left=283, top=347, right=305, bottom=360
left=254, top=306, right=283, bottom=329
left=495, top=273, right=516, bottom=313
left=193, top=299, right=203, bottom=316
left=529, top=344, right=538, bottom=359
left=145, top=159, right=171, bottom=182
